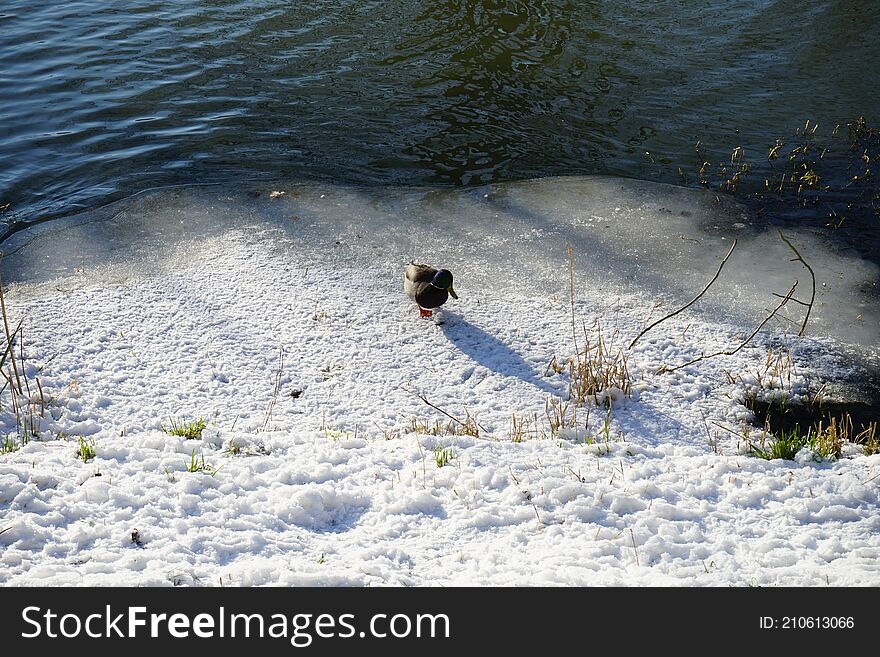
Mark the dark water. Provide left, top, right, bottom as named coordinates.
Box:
left=1, top=1, right=879, bottom=239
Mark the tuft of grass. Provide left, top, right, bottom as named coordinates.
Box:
left=749, top=418, right=847, bottom=462
left=75, top=437, right=96, bottom=462
left=856, top=422, right=879, bottom=455
left=411, top=412, right=479, bottom=438
left=552, top=345, right=631, bottom=407
left=814, top=415, right=878, bottom=457
left=372, top=421, right=401, bottom=441
left=508, top=411, right=542, bottom=443
left=320, top=413, right=361, bottom=442
left=1, top=433, right=27, bottom=454
left=434, top=445, right=453, bottom=468
left=597, top=409, right=613, bottom=444
left=810, top=416, right=848, bottom=460
left=545, top=396, right=573, bottom=436
left=324, top=427, right=350, bottom=442
left=0, top=274, right=47, bottom=446
left=544, top=389, right=622, bottom=448
left=454, top=411, right=480, bottom=438
left=747, top=391, right=879, bottom=459
left=749, top=426, right=811, bottom=461
left=162, top=417, right=208, bottom=439
left=410, top=417, right=449, bottom=436
left=560, top=250, right=632, bottom=408
left=753, top=342, right=795, bottom=393
left=721, top=145, right=751, bottom=192
left=559, top=321, right=632, bottom=408
left=225, top=438, right=268, bottom=457
left=545, top=396, right=592, bottom=438
left=184, top=450, right=222, bottom=476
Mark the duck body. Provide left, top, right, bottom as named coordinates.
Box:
left=404, top=262, right=458, bottom=317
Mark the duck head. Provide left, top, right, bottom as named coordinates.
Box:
left=430, top=269, right=458, bottom=299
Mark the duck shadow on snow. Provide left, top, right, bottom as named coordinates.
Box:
left=438, top=312, right=559, bottom=395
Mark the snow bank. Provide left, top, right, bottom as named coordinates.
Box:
left=0, top=176, right=877, bottom=586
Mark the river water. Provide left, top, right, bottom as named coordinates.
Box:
left=1, top=1, right=878, bottom=241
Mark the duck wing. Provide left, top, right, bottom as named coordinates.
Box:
left=405, top=262, right=437, bottom=284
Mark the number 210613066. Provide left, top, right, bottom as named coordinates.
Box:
left=760, top=616, right=854, bottom=630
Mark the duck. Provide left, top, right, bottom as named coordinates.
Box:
left=404, top=262, right=458, bottom=317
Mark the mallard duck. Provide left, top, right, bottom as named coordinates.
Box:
left=404, top=262, right=458, bottom=317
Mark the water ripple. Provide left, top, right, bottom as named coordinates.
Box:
left=0, top=1, right=877, bottom=228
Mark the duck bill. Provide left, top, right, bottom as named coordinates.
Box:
left=448, top=286, right=458, bottom=299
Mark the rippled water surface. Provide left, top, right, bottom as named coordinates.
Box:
left=1, top=1, right=878, bottom=230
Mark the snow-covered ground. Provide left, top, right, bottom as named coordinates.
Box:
left=0, top=178, right=878, bottom=586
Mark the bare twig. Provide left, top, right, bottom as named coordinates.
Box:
left=771, top=292, right=810, bottom=307
left=628, top=240, right=737, bottom=350
left=413, top=391, right=466, bottom=427
left=658, top=281, right=798, bottom=374
left=568, top=245, right=578, bottom=355
left=565, top=465, right=585, bottom=483
left=710, top=421, right=746, bottom=438
left=400, top=386, right=486, bottom=435
left=630, top=528, right=640, bottom=567
left=778, top=231, right=815, bottom=336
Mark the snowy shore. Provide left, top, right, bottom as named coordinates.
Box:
left=0, top=177, right=877, bottom=586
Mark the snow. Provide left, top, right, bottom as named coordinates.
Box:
left=0, top=176, right=878, bottom=586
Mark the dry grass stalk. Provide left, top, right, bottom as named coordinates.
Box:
left=0, top=272, right=23, bottom=395
left=0, top=275, right=45, bottom=449
left=567, top=320, right=631, bottom=407
left=754, top=342, right=795, bottom=392
left=812, top=416, right=848, bottom=459
left=410, top=414, right=479, bottom=438
left=854, top=421, right=879, bottom=455
left=261, top=346, right=284, bottom=432
left=508, top=411, right=543, bottom=443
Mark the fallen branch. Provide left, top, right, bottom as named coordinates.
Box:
left=657, top=281, right=798, bottom=374
left=628, top=239, right=737, bottom=350
left=778, top=231, right=815, bottom=337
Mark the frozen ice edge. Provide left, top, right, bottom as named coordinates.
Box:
left=0, top=175, right=878, bottom=587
